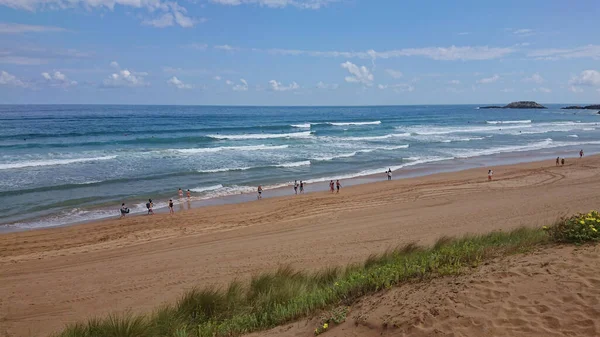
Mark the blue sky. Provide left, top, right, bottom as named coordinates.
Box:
left=0, top=0, right=599, bottom=105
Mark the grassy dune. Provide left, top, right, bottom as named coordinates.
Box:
left=54, top=212, right=599, bottom=337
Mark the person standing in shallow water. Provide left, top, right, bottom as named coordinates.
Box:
left=178, top=188, right=183, bottom=199
left=146, top=199, right=154, bottom=215
left=257, top=185, right=263, bottom=199
left=168, top=199, right=174, bottom=215
left=120, top=203, right=129, bottom=219
left=387, top=168, right=392, bottom=181
left=294, top=180, right=298, bottom=195
left=300, top=181, right=304, bottom=194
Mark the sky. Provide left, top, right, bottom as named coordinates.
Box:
left=0, top=0, right=599, bottom=105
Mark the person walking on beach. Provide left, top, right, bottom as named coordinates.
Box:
left=329, top=180, right=335, bottom=193
left=257, top=185, right=263, bottom=199
left=186, top=189, right=191, bottom=199
left=580, top=149, right=584, bottom=158
left=119, top=203, right=129, bottom=219
left=556, top=157, right=560, bottom=166
left=178, top=188, right=183, bottom=198
left=561, top=158, right=565, bottom=166
left=336, top=180, right=341, bottom=193
left=387, top=168, right=392, bottom=181
left=168, top=199, right=174, bottom=215
left=294, top=180, right=298, bottom=195
left=146, top=199, right=154, bottom=215
left=488, top=169, right=493, bottom=181
left=300, top=181, right=304, bottom=194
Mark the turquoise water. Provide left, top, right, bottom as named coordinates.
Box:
left=1, top=104, right=599, bottom=230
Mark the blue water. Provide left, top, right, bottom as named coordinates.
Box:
left=1, top=104, right=599, bottom=230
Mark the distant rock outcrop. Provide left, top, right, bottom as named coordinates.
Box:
left=479, top=101, right=547, bottom=109
left=561, top=105, right=600, bottom=110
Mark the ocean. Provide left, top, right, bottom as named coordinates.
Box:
left=1, top=104, right=599, bottom=231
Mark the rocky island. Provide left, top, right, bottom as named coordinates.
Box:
left=562, top=105, right=600, bottom=110
left=479, top=101, right=547, bottom=109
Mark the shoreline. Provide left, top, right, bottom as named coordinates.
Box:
left=2, top=143, right=595, bottom=233
left=3, top=153, right=600, bottom=336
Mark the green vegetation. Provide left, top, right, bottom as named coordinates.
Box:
left=54, top=212, right=598, bottom=337
left=544, top=211, right=600, bottom=243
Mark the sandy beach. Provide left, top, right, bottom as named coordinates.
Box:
left=2, top=155, right=600, bottom=336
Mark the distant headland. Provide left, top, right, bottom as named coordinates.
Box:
left=479, top=101, right=547, bottom=109
left=561, top=105, right=600, bottom=110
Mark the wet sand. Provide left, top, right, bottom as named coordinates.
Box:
left=2, top=155, right=600, bottom=336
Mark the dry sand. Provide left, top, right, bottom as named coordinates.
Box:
left=250, top=244, right=600, bottom=337
left=1, top=155, right=600, bottom=336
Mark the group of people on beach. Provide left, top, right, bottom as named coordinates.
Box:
left=121, top=150, right=587, bottom=218
left=120, top=188, right=193, bottom=218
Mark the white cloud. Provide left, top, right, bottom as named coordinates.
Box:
left=41, top=70, right=77, bottom=87
left=225, top=80, right=233, bottom=85
left=214, top=44, right=238, bottom=51
left=209, top=0, right=337, bottom=9
left=569, top=70, right=600, bottom=87
left=110, top=61, right=119, bottom=69
left=476, top=74, right=499, bottom=84
left=102, top=68, right=148, bottom=88
left=449, top=79, right=460, bottom=85
left=341, top=61, right=373, bottom=86
left=142, top=3, right=199, bottom=28
left=316, top=81, right=338, bottom=90
left=377, top=83, right=414, bottom=92
left=167, top=76, right=192, bottom=89
left=3, top=0, right=198, bottom=28
left=214, top=76, right=222, bottom=80
left=501, top=88, right=514, bottom=93
left=265, top=45, right=515, bottom=61
left=523, top=73, right=544, bottom=84
left=0, top=23, right=66, bottom=33
left=231, top=78, right=248, bottom=91
left=528, top=45, right=600, bottom=60
left=385, top=69, right=403, bottom=79
left=511, top=28, right=535, bottom=37
left=269, top=80, right=299, bottom=91
left=143, top=13, right=174, bottom=28
left=0, top=70, right=27, bottom=87
left=569, top=86, right=583, bottom=93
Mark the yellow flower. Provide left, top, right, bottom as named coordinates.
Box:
left=542, top=226, right=548, bottom=230
left=323, top=323, right=329, bottom=329
left=580, top=220, right=585, bottom=225
left=593, top=228, right=598, bottom=232
left=334, top=282, right=339, bottom=287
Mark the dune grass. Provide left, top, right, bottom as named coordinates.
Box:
left=53, top=225, right=554, bottom=337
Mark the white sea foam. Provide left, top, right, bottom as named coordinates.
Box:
left=335, top=133, right=411, bottom=141
left=276, top=160, right=311, bottom=168
left=486, top=120, right=532, bottom=124
left=207, top=131, right=312, bottom=140
left=197, top=167, right=252, bottom=173
left=191, top=184, right=224, bottom=193
left=327, top=121, right=381, bottom=126
left=304, top=156, right=452, bottom=184
left=568, top=135, right=579, bottom=138
left=447, top=139, right=600, bottom=159
left=175, top=145, right=288, bottom=154
left=0, top=155, right=117, bottom=170
left=311, top=145, right=409, bottom=161
left=291, top=123, right=311, bottom=128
